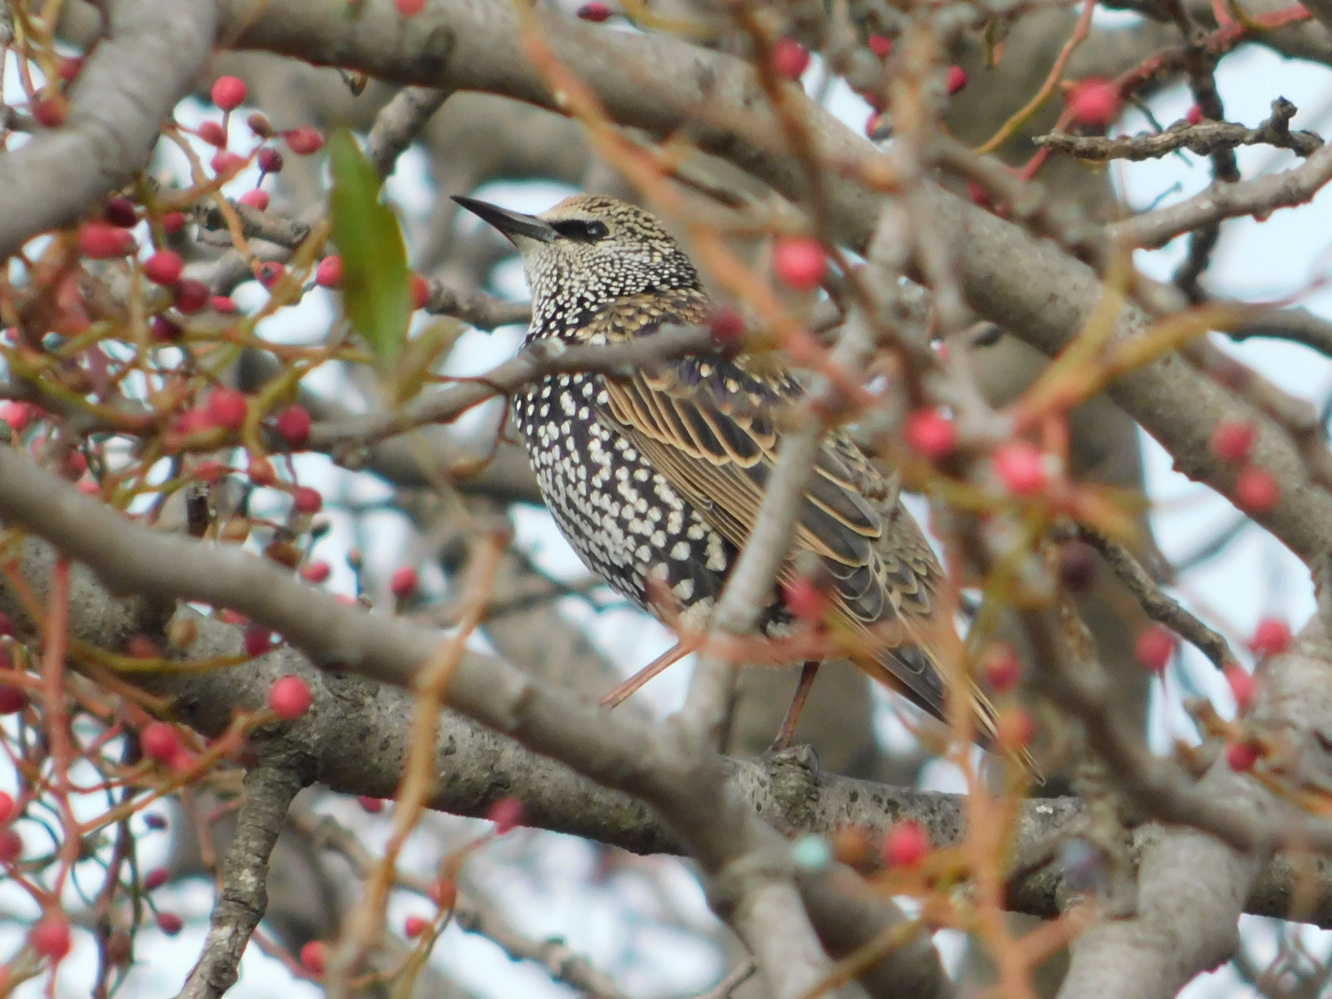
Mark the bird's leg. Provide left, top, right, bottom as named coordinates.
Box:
left=599, top=637, right=702, bottom=708
left=770, top=660, right=820, bottom=751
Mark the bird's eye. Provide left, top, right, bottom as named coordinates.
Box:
left=551, top=219, right=610, bottom=242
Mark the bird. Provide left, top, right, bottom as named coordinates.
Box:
left=453, top=192, right=1026, bottom=767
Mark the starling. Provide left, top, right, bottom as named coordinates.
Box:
left=454, top=193, right=1020, bottom=762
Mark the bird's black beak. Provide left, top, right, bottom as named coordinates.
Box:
left=452, top=196, right=557, bottom=244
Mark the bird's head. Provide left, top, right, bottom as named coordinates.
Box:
left=453, top=194, right=702, bottom=328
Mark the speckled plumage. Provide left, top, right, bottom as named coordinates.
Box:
left=456, top=193, right=1007, bottom=747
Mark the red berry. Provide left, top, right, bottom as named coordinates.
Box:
left=1250, top=617, right=1291, bottom=656
left=0, top=685, right=27, bottom=714
left=782, top=575, right=829, bottom=621
left=1225, top=739, right=1260, bottom=771
left=151, top=316, right=183, bottom=342
left=174, top=279, right=210, bottom=314
left=292, top=486, right=322, bottom=514
left=1186, top=104, right=1204, bottom=125
left=79, top=221, right=135, bottom=259
left=1225, top=664, right=1256, bottom=712
left=0, top=827, right=21, bottom=863
left=0, top=791, right=14, bottom=824
left=32, top=94, right=67, bottom=128
left=275, top=405, right=313, bottom=449
left=770, top=38, right=811, bottom=81
left=1234, top=466, right=1280, bottom=513
left=57, top=56, right=83, bottom=82
left=206, top=388, right=247, bottom=430
left=706, top=306, right=745, bottom=351
left=772, top=236, right=826, bottom=291
left=396, top=0, right=426, bottom=14
left=284, top=126, right=324, bottom=155
left=868, top=34, right=893, bottom=58
left=197, top=120, right=227, bottom=148
left=269, top=675, right=312, bottom=720
left=161, top=211, right=186, bottom=234
left=983, top=643, right=1021, bottom=692
left=390, top=566, right=419, bottom=599
left=301, top=561, right=331, bottom=584
left=238, top=189, right=270, bottom=211
left=945, top=65, right=968, bottom=95
left=0, top=402, right=32, bottom=432
left=244, top=625, right=273, bottom=658
left=577, top=1, right=611, bottom=20
left=411, top=272, right=430, bottom=310
left=486, top=796, right=523, bottom=834
left=104, top=196, right=138, bottom=228
left=300, top=941, right=326, bottom=975
left=193, top=460, right=228, bottom=483
left=881, top=821, right=929, bottom=868
left=904, top=409, right=957, bottom=459
left=316, top=256, right=343, bottom=289
left=996, top=706, right=1034, bottom=750
left=170, top=748, right=196, bottom=774
left=141, top=722, right=180, bottom=764
left=1135, top=625, right=1175, bottom=673
left=211, top=75, right=247, bottom=112
left=211, top=150, right=244, bottom=176
left=358, top=796, right=384, bottom=813
left=993, top=441, right=1046, bottom=496
left=257, top=147, right=284, bottom=174
left=143, top=250, right=183, bottom=286
left=211, top=295, right=239, bottom=314
left=404, top=915, right=430, bottom=938
left=143, top=867, right=169, bottom=890
left=1066, top=78, right=1122, bottom=128
left=865, top=111, right=888, bottom=140
left=1210, top=421, right=1254, bottom=462
left=255, top=261, right=285, bottom=288
left=156, top=912, right=183, bottom=936
left=30, top=915, right=71, bottom=960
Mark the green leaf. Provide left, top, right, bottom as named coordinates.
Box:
left=328, top=128, right=410, bottom=369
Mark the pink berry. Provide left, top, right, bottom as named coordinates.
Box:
left=30, top=915, right=71, bottom=960
left=269, top=675, right=312, bottom=720
left=1186, top=104, right=1204, bottom=125
left=255, top=261, right=285, bottom=289
left=0, top=791, right=14, bottom=824
left=996, top=706, right=1035, bottom=750
left=211, top=150, right=244, bottom=177
left=770, top=38, right=810, bottom=81
left=174, top=279, right=210, bottom=314
left=243, top=625, right=273, bottom=657
left=577, top=1, right=611, bottom=20
left=772, top=236, right=826, bottom=291
left=1210, top=421, right=1254, bottom=463
left=1225, top=740, right=1259, bottom=771
left=0, top=827, right=21, bottom=863
left=140, top=722, right=180, bottom=764
left=32, top=94, right=67, bottom=128
left=156, top=912, right=183, bottom=936
left=316, top=256, right=343, bottom=289
left=0, top=402, right=32, bottom=432
left=169, top=748, right=196, bottom=774
left=904, top=409, right=957, bottom=459
left=206, top=388, right=247, bottom=430
left=1066, top=78, right=1122, bottom=128
left=411, top=273, right=430, bottom=310
left=1135, top=625, right=1175, bottom=673
left=292, top=486, right=322, bottom=514
left=300, top=941, right=326, bottom=975
left=404, top=915, right=429, bottom=938
left=390, top=567, right=419, bottom=600
left=238, top=189, right=270, bottom=211
left=211, top=295, right=239, bottom=314
left=945, top=65, right=967, bottom=95
left=396, top=0, right=426, bottom=13
left=1235, top=466, right=1280, bottom=513
left=782, top=575, right=829, bottom=621
left=57, top=56, right=83, bottom=82
left=993, top=441, right=1046, bottom=496
left=211, top=76, right=247, bottom=112
left=143, top=250, right=183, bottom=286
left=257, top=147, right=284, bottom=174
left=301, top=561, right=331, bottom=584
left=197, top=120, right=227, bottom=148
left=104, top=196, right=138, bottom=228
left=983, top=643, right=1021, bottom=692
left=868, top=34, right=893, bottom=58
left=1225, top=664, right=1256, bottom=712
left=143, top=867, right=169, bottom=890
left=358, top=796, right=384, bottom=813
left=1250, top=618, right=1291, bottom=656
left=275, top=405, right=313, bottom=449
left=161, top=211, right=186, bottom=234
left=881, top=821, right=929, bottom=868
left=79, top=221, right=135, bottom=259
left=486, top=796, right=523, bottom=834
left=193, top=460, right=227, bottom=483
left=284, top=126, right=324, bottom=155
